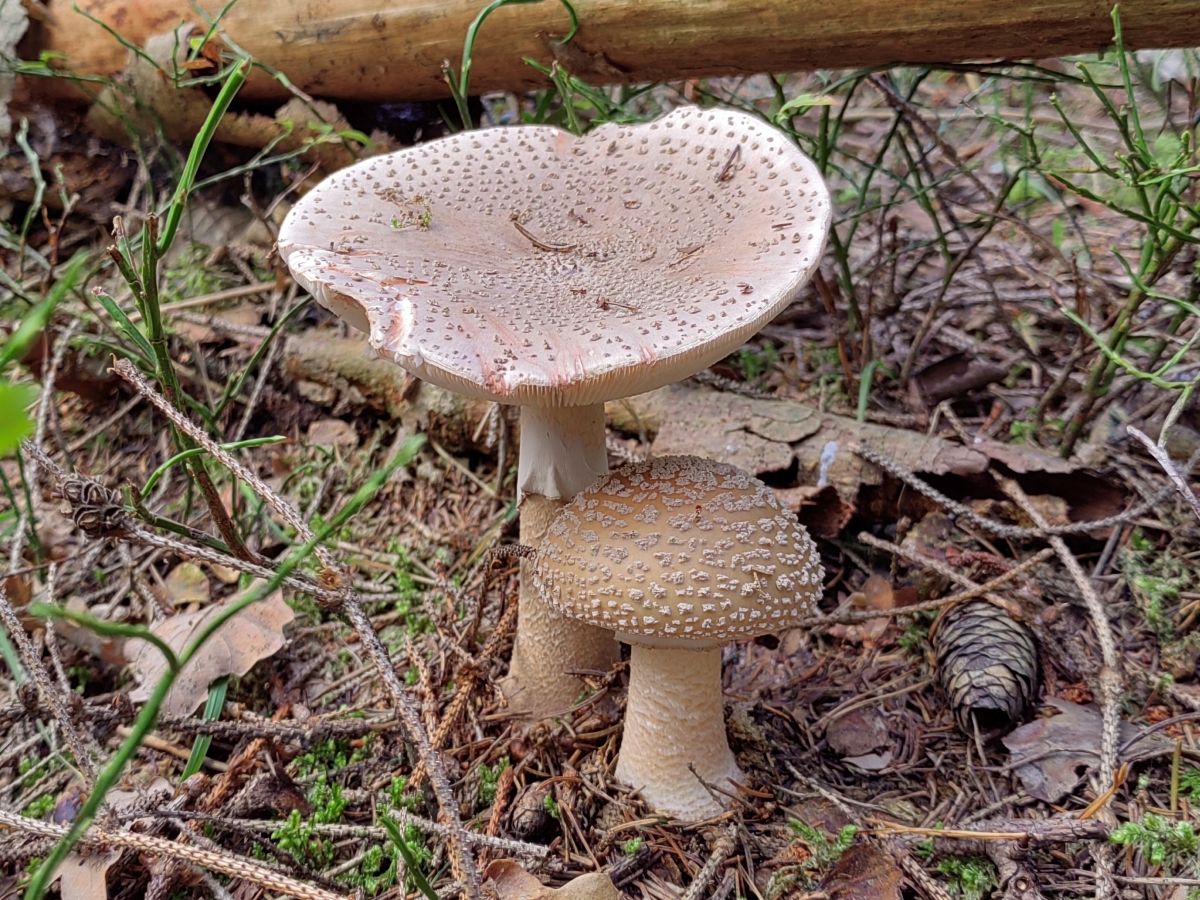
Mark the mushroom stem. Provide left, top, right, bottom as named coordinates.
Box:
left=516, top=404, right=608, bottom=500
left=616, top=642, right=743, bottom=819
left=505, top=403, right=617, bottom=718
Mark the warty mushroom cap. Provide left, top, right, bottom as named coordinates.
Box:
left=276, top=106, right=830, bottom=407
left=532, top=455, right=823, bottom=645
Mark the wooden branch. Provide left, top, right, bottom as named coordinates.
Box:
left=29, top=0, right=1200, bottom=103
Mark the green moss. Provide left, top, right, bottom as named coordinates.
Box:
left=935, top=856, right=998, bottom=900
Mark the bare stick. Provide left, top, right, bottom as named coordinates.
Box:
left=996, top=477, right=1121, bottom=900
left=0, top=809, right=347, bottom=900
left=853, top=442, right=1200, bottom=538
left=798, top=543, right=1055, bottom=626
left=1126, top=425, right=1200, bottom=522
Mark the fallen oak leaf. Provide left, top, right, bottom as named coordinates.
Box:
left=55, top=781, right=171, bottom=900
left=1001, top=699, right=1174, bottom=802
left=126, top=587, right=292, bottom=718
left=484, top=860, right=619, bottom=900
left=821, top=840, right=902, bottom=900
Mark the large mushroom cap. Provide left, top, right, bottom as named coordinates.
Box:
left=533, top=455, right=823, bottom=644
left=277, top=106, right=830, bottom=406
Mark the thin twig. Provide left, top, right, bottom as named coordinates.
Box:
left=410, top=591, right=518, bottom=791
left=2, top=325, right=101, bottom=780
left=797, top=546, right=1055, bottom=626
left=853, top=442, right=1200, bottom=538
left=996, top=477, right=1122, bottom=900
left=111, top=358, right=338, bottom=573
left=1126, top=425, right=1200, bottom=522
left=682, top=824, right=737, bottom=900
left=509, top=213, right=576, bottom=252
left=342, top=597, right=482, bottom=897
left=154, top=811, right=549, bottom=858
left=0, top=810, right=347, bottom=900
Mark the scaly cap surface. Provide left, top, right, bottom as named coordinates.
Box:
left=533, top=456, right=823, bottom=643
left=277, top=106, right=830, bottom=405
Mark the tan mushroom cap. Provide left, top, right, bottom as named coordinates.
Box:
left=533, top=456, right=823, bottom=644
left=277, top=106, right=830, bottom=406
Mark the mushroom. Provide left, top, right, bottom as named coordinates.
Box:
left=276, top=106, right=830, bottom=717
left=532, top=455, right=824, bottom=820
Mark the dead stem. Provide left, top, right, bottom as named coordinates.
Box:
left=996, top=476, right=1122, bottom=900
left=0, top=809, right=348, bottom=900
left=853, top=442, right=1200, bottom=539
left=510, top=213, right=576, bottom=252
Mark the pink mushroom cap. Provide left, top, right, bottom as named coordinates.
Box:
left=277, top=106, right=831, bottom=407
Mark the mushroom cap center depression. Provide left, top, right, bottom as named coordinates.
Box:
left=277, top=107, right=830, bottom=406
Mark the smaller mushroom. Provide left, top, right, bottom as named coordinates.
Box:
left=532, top=455, right=823, bottom=819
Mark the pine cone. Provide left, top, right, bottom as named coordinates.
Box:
left=933, top=600, right=1039, bottom=737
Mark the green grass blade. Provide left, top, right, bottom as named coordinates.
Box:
left=380, top=816, right=439, bottom=900
left=180, top=676, right=229, bottom=779
left=0, top=253, right=87, bottom=371
left=156, top=58, right=250, bottom=256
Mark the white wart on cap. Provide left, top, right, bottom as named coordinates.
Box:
left=532, top=456, right=823, bottom=819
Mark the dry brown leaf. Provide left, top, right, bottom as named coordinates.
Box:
left=1002, top=699, right=1172, bottom=802
left=859, top=575, right=895, bottom=611
left=821, top=841, right=902, bottom=900
left=306, top=417, right=358, bottom=449
left=827, top=576, right=896, bottom=646
left=775, top=483, right=855, bottom=538
left=56, top=781, right=171, bottom=900
left=126, top=588, right=293, bottom=717
left=162, top=562, right=210, bottom=607
left=484, top=861, right=619, bottom=900
left=913, top=352, right=1010, bottom=406
left=57, top=849, right=120, bottom=900
left=826, top=707, right=889, bottom=758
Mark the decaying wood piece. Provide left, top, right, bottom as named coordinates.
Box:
left=284, top=336, right=498, bottom=451
left=82, top=26, right=387, bottom=168
left=28, top=0, right=1200, bottom=103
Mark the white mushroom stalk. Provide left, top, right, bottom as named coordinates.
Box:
left=616, top=642, right=741, bottom=819
left=533, top=456, right=824, bottom=820
left=276, top=106, right=830, bottom=719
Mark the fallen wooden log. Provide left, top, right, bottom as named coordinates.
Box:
left=27, top=0, right=1200, bottom=103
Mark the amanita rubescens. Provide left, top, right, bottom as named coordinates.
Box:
left=277, top=107, right=830, bottom=717
left=533, top=455, right=824, bottom=819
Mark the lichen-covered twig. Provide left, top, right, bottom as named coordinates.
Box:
left=0, top=809, right=347, bottom=900
left=997, top=477, right=1122, bottom=900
